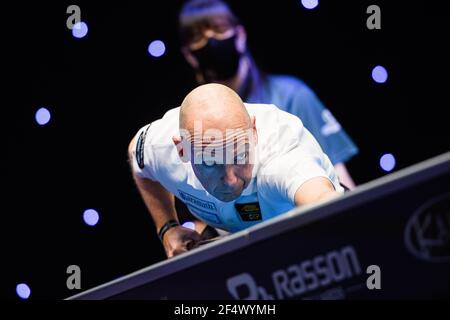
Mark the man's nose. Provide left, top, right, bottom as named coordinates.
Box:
left=221, top=165, right=238, bottom=187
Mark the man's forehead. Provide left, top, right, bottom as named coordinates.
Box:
left=188, top=132, right=251, bottom=160
left=193, top=137, right=251, bottom=152
left=183, top=125, right=252, bottom=142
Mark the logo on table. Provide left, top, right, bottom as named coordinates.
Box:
left=225, top=245, right=363, bottom=300
left=404, top=192, right=450, bottom=262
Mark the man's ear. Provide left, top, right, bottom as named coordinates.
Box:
left=236, top=25, right=247, bottom=54
left=181, top=47, right=199, bottom=69
left=172, top=135, right=190, bottom=163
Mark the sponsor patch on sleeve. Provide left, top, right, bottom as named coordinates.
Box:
left=135, top=124, right=151, bottom=169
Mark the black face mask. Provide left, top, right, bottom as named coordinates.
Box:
left=190, top=35, right=241, bottom=82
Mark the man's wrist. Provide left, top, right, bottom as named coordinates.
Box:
left=158, top=220, right=180, bottom=243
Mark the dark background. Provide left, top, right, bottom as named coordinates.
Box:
left=2, top=0, right=449, bottom=299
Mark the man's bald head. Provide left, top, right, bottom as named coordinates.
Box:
left=180, top=83, right=251, bottom=133
left=175, top=83, right=257, bottom=202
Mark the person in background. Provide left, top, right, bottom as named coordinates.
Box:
left=178, top=0, right=358, bottom=188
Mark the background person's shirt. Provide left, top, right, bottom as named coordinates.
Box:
left=130, top=103, right=344, bottom=232
left=245, top=73, right=359, bottom=165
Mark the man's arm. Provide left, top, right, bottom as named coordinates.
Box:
left=128, top=137, right=201, bottom=258
left=132, top=174, right=178, bottom=234
left=294, top=176, right=341, bottom=206
left=334, top=162, right=356, bottom=190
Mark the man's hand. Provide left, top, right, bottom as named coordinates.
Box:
left=162, top=226, right=202, bottom=258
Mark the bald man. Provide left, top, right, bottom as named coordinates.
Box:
left=128, top=84, right=343, bottom=258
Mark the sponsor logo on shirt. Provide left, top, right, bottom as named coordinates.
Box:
left=178, top=190, right=217, bottom=211
left=234, top=202, right=262, bottom=222
left=178, top=190, right=221, bottom=225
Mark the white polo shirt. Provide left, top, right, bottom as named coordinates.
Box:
left=130, top=103, right=344, bottom=232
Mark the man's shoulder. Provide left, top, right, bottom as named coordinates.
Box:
left=244, top=102, right=303, bottom=128
left=155, top=106, right=180, bottom=127
left=244, top=102, right=278, bottom=114
left=136, top=107, right=180, bottom=145
left=244, top=102, right=302, bottom=126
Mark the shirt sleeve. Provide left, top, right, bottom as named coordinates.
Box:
left=258, top=112, right=344, bottom=206
left=286, top=83, right=359, bottom=164
left=260, top=151, right=333, bottom=206
left=129, top=124, right=157, bottom=181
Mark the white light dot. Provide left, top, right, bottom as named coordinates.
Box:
left=83, top=209, right=100, bottom=226
left=72, top=22, right=88, bottom=39
left=182, top=221, right=196, bottom=231
left=301, top=0, right=319, bottom=10
left=16, top=283, right=31, bottom=300
left=148, top=40, right=166, bottom=58
left=372, top=65, right=388, bottom=83
left=380, top=153, right=396, bottom=172
left=35, top=107, right=51, bottom=126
